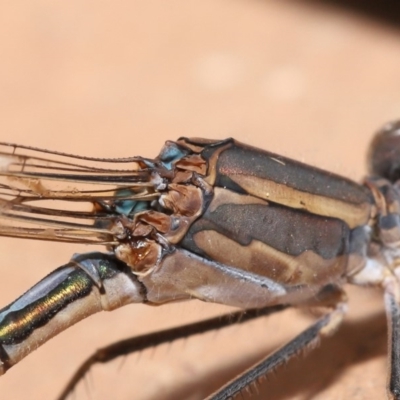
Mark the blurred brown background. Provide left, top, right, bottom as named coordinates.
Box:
left=0, top=1, right=399, bottom=399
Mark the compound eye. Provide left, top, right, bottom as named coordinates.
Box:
left=368, top=120, right=400, bottom=182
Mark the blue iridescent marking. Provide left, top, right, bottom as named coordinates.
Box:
left=115, top=200, right=149, bottom=216
left=159, top=142, right=188, bottom=170
left=114, top=189, right=149, bottom=216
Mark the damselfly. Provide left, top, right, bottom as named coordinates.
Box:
left=1, top=121, right=400, bottom=399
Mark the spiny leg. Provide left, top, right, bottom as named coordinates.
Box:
left=384, top=278, right=400, bottom=400
left=207, top=288, right=348, bottom=400
left=57, top=305, right=288, bottom=400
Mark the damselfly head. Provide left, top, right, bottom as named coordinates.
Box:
left=368, top=120, right=400, bottom=183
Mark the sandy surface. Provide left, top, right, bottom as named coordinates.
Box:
left=0, top=1, right=400, bottom=399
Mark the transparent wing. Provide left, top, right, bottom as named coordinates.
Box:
left=0, top=142, right=158, bottom=244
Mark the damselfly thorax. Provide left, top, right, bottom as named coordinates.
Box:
left=1, top=121, right=400, bottom=399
